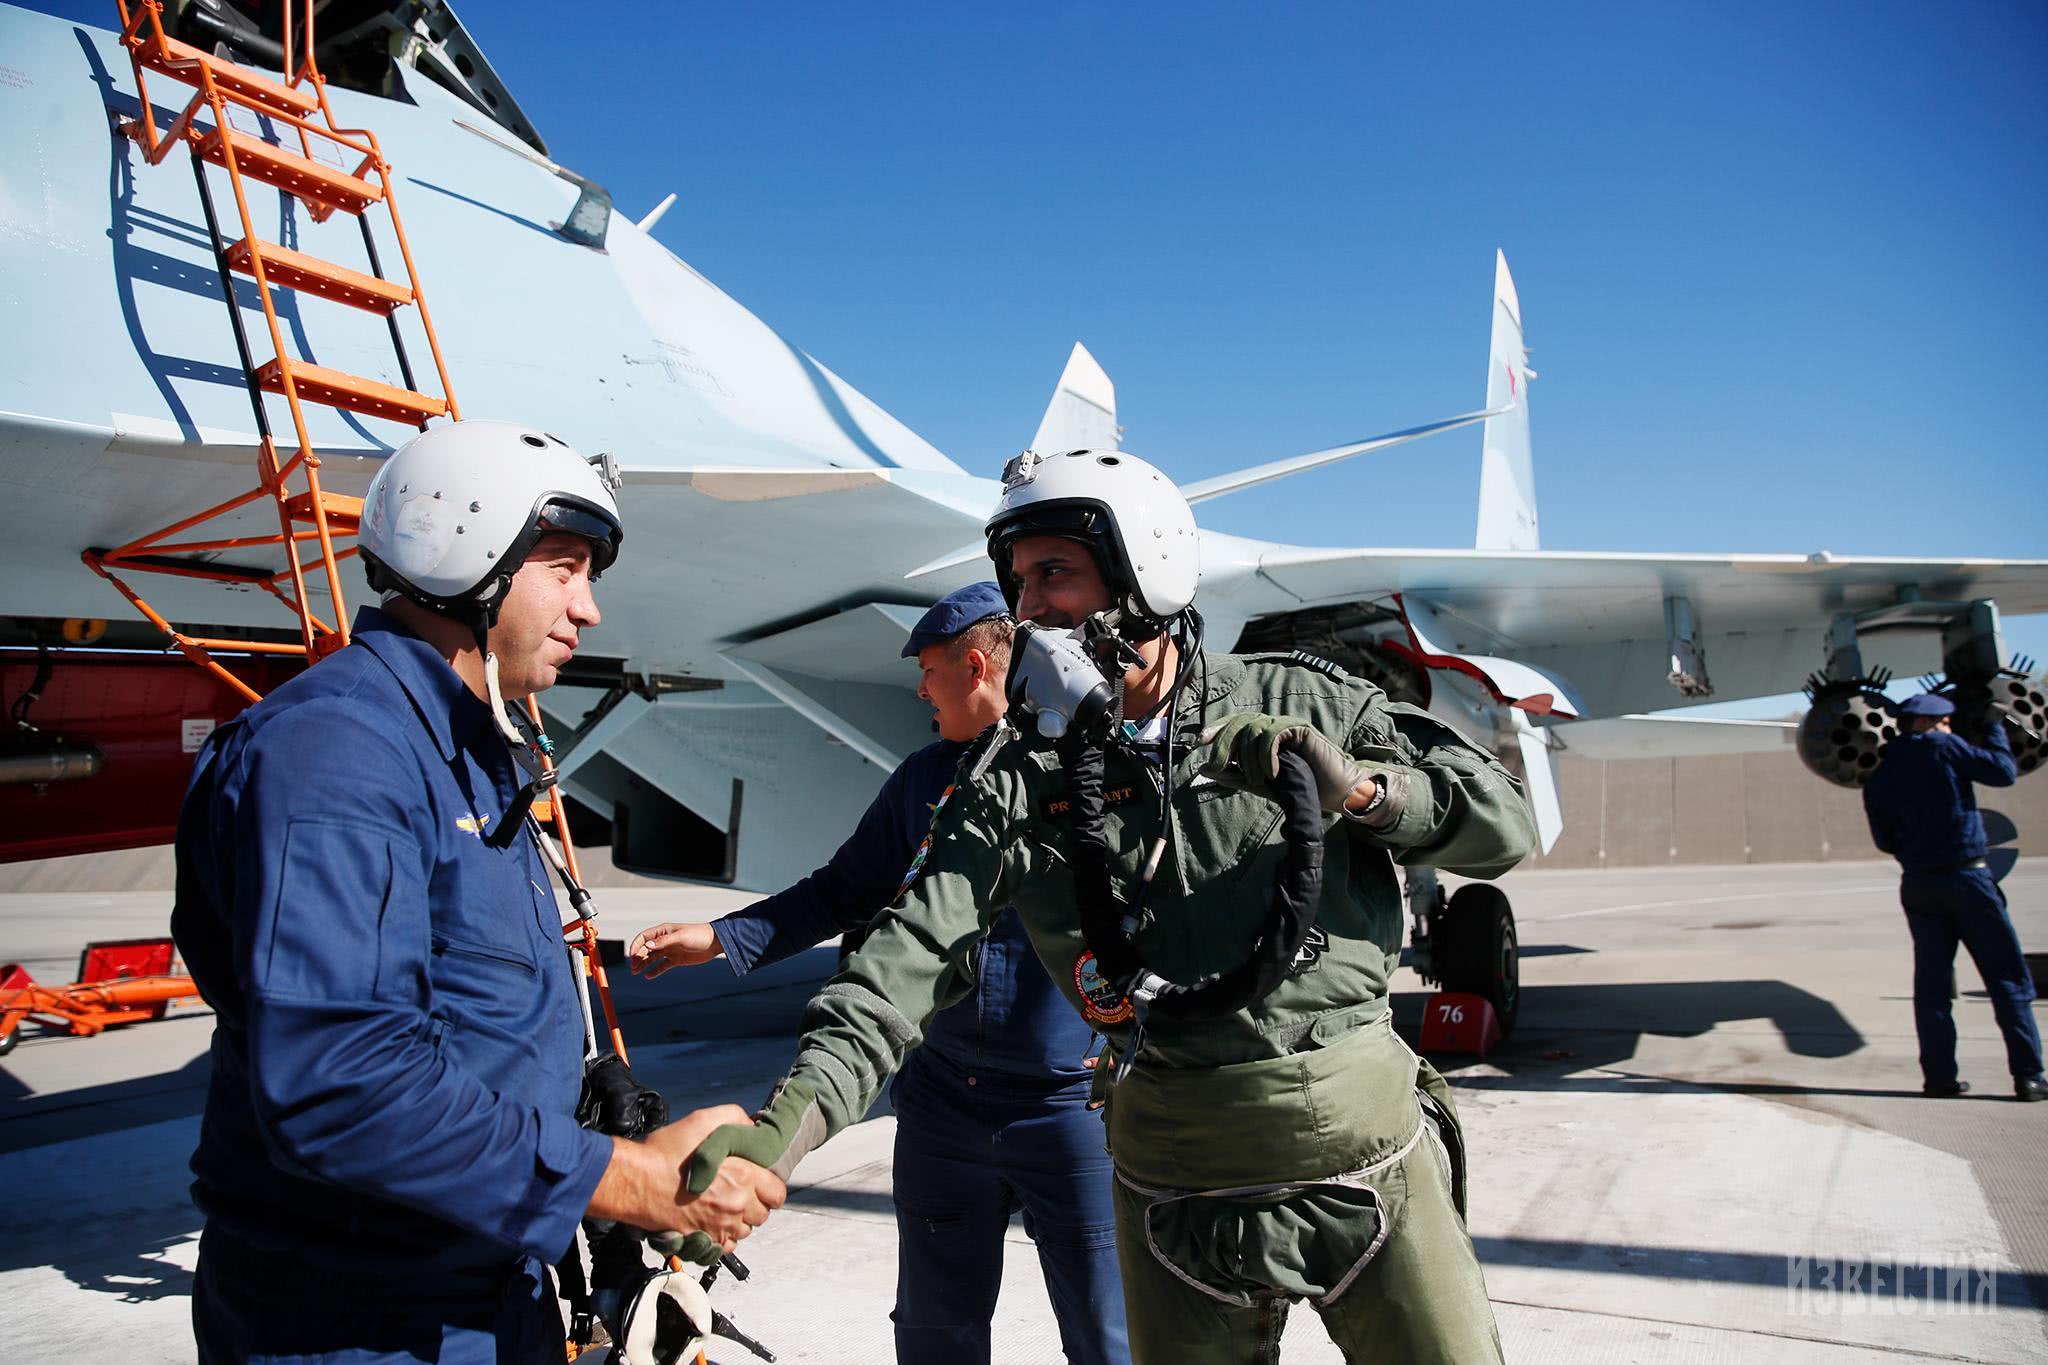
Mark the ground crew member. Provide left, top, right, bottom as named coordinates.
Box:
left=629, top=581, right=1129, bottom=1365
left=172, top=422, right=784, bottom=1364
left=1862, top=691, right=2046, bottom=1102
left=683, top=449, right=1536, bottom=1362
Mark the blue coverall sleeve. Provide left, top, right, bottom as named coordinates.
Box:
left=231, top=703, right=610, bottom=1262
left=1861, top=784, right=1897, bottom=855
left=1945, top=724, right=2018, bottom=788
left=714, top=763, right=917, bottom=974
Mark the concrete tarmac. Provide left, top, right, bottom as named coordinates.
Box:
left=3, top=859, right=2045, bottom=1362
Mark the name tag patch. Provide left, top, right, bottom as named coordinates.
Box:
left=1040, top=784, right=1142, bottom=821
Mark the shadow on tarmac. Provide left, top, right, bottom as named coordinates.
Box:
left=1395, top=976, right=1870, bottom=1097
left=0, top=1219, right=198, bottom=1303
left=0, top=1052, right=212, bottom=1155
left=4, top=960, right=1874, bottom=1150
left=1451, top=1068, right=1925, bottom=1101
left=1475, top=1236, right=2048, bottom=1312
left=13, top=950, right=2047, bottom=1315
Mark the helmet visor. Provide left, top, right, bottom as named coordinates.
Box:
left=537, top=498, right=623, bottom=576
left=985, top=500, right=1123, bottom=614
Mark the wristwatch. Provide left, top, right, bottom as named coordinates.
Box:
left=1343, top=776, right=1389, bottom=821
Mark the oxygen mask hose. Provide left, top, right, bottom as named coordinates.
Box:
left=1060, top=729, right=1328, bottom=1027
left=1066, top=741, right=1327, bottom=1025
left=1010, top=610, right=1329, bottom=1030
left=1006, top=619, right=1149, bottom=978
left=1143, top=748, right=1325, bottom=1022
left=1065, top=728, right=1143, bottom=988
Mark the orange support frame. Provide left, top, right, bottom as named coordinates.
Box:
left=529, top=698, right=631, bottom=1063
left=0, top=969, right=203, bottom=1050
left=97, top=0, right=462, bottom=689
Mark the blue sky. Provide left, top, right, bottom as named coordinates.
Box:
left=500, top=3, right=2048, bottom=688
left=32, top=1, right=2048, bottom=690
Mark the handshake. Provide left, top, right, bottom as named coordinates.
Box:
left=579, top=1053, right=827, bottom=1268
left=587, top=1102, right=787, bottom=1263
left=579, top=1054, right=787, bottom=1264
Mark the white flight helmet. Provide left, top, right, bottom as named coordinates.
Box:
left=984, top=448, right=1199, bottom=631
left=616, top=1266, right=712, bottom=1365
left=359, top=420, right=623, bottom=626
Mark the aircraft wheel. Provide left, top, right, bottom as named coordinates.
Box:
left=0, top=1026, right=19, bottom=1057
left=1434, top=884, right=1519, bottom=1039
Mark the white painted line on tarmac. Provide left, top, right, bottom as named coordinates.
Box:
left=1524, top=882, right=1898, bottom=924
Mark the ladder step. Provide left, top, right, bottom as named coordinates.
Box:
left=282, top=490, right=364, bottom=534
left=225, top=238, right=413, bottom=316
left=131, top=30, right=321, bottom=121
left=256, top=360, right=446, bottom=427
left=197, top=127, right=383, bottom=217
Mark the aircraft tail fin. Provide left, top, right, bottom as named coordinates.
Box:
left=1030, top=343, right=1119, bottom=453
left=1475, top=250, right=1539, bottom=551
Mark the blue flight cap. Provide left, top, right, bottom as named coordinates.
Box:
left=1898, top=693, right=1956, bottom=718
left=901, top=582, right=1011, bottom=658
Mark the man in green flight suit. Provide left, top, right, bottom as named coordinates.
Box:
left=687, top=448, right=1536, bottom=1362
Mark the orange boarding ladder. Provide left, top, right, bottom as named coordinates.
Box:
left=91, top=0, right=460, bottom=702
left=94, top=1, right=606, bottom=1070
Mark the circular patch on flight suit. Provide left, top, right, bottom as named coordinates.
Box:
left=1073, top=951, right=1134, bottom=1025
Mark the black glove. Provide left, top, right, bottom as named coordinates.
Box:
left=575, top=1055, right=670, bottom=1243
left=578, top=1053, right=669, bottom=1140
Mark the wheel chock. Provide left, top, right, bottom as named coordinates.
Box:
left=1419, top=991, right=1502, bottom=1058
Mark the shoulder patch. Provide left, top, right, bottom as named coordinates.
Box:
left=1234, top=648, right=1350, bottom=680
left=1288, top=925, right=1329, bottom=976
left=1285, top=650, right=1347, bottom=680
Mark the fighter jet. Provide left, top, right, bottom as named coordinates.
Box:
left=4, top=1, right=2044, bottom=1029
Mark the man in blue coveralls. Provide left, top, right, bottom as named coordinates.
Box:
left=1862, top=691, right=2046, bottom=1102
left=173, top=422, right=786, bottom=1364
left=629, top=581, right=1130, bottom=1365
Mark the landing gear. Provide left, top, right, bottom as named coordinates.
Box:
left=1407, top=868, right=1520, bottom=1039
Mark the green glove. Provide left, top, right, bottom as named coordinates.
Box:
left=696, top=1075, right=821, bottom=1169
left=648, top=1228, right=723, bottom=1268
left=1201, top=713, right=1363, bottom=812
left=653, top=1077, right=824, bottom=1266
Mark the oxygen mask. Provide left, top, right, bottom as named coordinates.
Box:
left=1006, top=616, right=1130, bottom=740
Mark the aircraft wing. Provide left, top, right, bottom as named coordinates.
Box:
left=1542, top=714, right=1797, bottom=760
left=1236, top=544, right=2048, bottom=718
